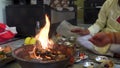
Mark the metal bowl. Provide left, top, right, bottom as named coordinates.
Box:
left=12, top=45, right=69, bottom=68
left=95, top=56, right=109, bottom=63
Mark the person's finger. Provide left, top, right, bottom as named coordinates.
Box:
left=71, top=29, right=83, bottom=35
left=71, top=29, right=81, bottom=32
left=89, top=38, right=104, bottom=47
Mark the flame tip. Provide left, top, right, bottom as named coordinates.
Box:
left=35, top=15, right=53, bottom=49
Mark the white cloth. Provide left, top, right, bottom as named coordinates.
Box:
left=110, top=44, right=120, bottom=54
left=6, top=26, right=17, bottom=34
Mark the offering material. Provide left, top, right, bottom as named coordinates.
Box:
left=0, top=45, right=13, bottom=67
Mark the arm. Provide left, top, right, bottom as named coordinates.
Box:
left=112, top=32, right=120, bottom=44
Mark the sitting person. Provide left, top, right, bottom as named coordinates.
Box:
left=71, top=0, right=120, bottom=56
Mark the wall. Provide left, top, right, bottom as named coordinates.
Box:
left=51, top=10, right=76, bottom=24
left=0, top=0, right=84, bottom=24
left=0, top=0, right=11, bottom=23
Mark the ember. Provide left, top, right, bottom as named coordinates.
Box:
left=13, top=45, right=70, bottom=68
left=16, top=44, right=71, bottom=63
left=28, top=44, right=68, bottom=62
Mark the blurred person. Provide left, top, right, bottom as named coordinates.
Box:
left=71, top=0, right=120, bottom=56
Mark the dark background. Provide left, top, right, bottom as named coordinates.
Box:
left=84, top=0, right=105, bottom=24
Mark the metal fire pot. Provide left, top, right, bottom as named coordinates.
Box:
left=12, top=45, right=70, bottom=68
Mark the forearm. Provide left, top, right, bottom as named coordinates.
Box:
left=108, top=32, right=120, bottom=44
left=113, top=32, right=120, bottom=44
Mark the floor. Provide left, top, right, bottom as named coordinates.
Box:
left=1, top=39, right=120, bottom=68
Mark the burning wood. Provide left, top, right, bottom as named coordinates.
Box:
left=28, top=44, right=67, bottom=62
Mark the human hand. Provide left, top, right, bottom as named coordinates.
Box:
left=71, top=28, right=90, bottom=36
left=89, top=32, right=112, bottom=47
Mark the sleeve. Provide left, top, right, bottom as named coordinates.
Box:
left=88, top=0, right=113, bottom=35
left=107, top=32, right=120, bottom=44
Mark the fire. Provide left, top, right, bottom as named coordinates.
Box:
left=35, top=15, right=54, bottom=49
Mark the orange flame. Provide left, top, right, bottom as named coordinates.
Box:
left=35, top=15, right=54, bottom=49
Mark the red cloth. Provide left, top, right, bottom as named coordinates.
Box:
left=0, top=23, right=6, bottom=33
left=117, top=16, right=120, bottom=24
left=0, top=23, right=15, bottom=42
